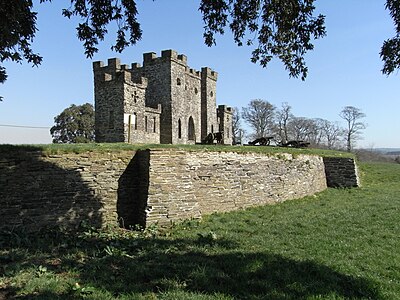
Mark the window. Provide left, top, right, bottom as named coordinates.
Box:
left=145, top=116, right=148, bottom=132
left=194, top=87, right=198, bottom=94
left=210, top=91, right=214, bottom=97
left=153, top=117, right=156, bottom=133
left=188, top=116, right=195, bottom=140
left=211, top=125, right=214, bottom=133
left=178, top=119, right=182, bottom=139
left=177, top=78, right=181, bottom=86
left=133, top=112, right=137, bottom=130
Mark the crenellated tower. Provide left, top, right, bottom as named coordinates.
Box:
left=201, top=67, right=218, bottom=141
left=93, top=49, right=232, bottom=145
left=217, top=105, right=233, bottom=145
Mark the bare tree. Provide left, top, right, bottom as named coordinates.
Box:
left=242, top=99, right=275, bottom=139
left=339, top=106, right=366, bottom=152
left=274, top=102, right=293, bottom=143
left=287, top=117, right=317, bottom=142
left=232, top=107, right=243, bottom=145
left=320, top=120, right=344, bottom=149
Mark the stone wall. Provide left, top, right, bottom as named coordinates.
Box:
left=0, top=150, right=136, bottom=230
left=141, top=149, right=327, bottom=227
left=0, top=148, right=359, bottom=231
left=323, top=157, right=360, bottom=188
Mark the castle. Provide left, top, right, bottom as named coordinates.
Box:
left=93, top=49, right=233, bottom=145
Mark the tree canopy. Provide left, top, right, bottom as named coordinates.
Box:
left=1, top=0, right=400, bottom=94
left=50, top=103, right=95, bottom=143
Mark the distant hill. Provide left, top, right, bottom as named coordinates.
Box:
left=386, top=151, right=400, bottom=156
left=370, top=148, right=400, bottom=155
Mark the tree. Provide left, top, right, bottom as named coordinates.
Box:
left=232, top=107, right=244, bottom=145
left=319, top=119, right=344, bottom=149
left=381, top=0, right=400, bottom=75
left=50, top=103, right=95, bottom=143
left=287, top=117, right=317, bottom=142
left=2, top=0, right=400, bottom=97
left=0, top=0, right=141, bottom=90
left=339, top=106, right=366, bottom=152
left=274, top=102, right=293, bottom=143
left=242, top=99, right=275, bottom=139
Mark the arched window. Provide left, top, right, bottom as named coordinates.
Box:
left=177, top=78, right=181, bottom=86
left=178, top=119, right=182, bottom=139
left=188, top=116, right=195, bottom=141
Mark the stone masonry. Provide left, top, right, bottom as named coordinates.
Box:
left=93, top=50, right=233, bottom=145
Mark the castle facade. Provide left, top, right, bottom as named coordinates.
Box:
left=93, top=49, right=232, bottom=145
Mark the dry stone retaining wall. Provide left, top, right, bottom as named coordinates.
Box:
left=0, top=148, right=358, bottom=231
left=144, top=149, right=327, bottom=226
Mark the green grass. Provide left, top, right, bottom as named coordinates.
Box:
left=1, top=162, right=399, bottom=299
left=0, top=143, right=353, bottom=158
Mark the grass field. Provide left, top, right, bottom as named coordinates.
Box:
left=1, top=161, right=399, bottom=299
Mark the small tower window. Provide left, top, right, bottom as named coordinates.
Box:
left=153, top=117, right=156, bottom=133
left=178, top=119, right=182, bottom=139
left=194, top=87, right=198, bottom=94
left=210, top=91, right=214, bottom=97
left=177, top=78, right=181, bottom=86
left=133, top=112, right=137, bottom=130
left=145, top=116, right=148, bottom=132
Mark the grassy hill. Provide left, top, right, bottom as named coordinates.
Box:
left=1, top=162, right=399, bottom=299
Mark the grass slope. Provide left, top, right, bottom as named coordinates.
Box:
left=1, top=162, right=399, bottom=299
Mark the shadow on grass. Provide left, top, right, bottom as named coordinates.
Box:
left=1, top=230, right=382, bottom=300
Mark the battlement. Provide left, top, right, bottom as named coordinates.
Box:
left=93, top=59, right=147, bottom=86
left=201, top=67, right=218, bottom=80
left=142, top=49, right=189, bottom=65
left=218, top=105, right=233, bottom=114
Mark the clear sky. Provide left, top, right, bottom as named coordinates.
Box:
left=1, top=1, right=399, bottom=148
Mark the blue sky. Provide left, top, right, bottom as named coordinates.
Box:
left=1, top=1, right=399, bottom=148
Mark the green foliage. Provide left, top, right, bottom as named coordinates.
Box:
left=200, top=0, right=326, bottom=80
left=50, top=103, right=95, bottom=144
left=0, top=0, right=42, bottom=84
left=1, top=162, right=400, bottom=299
left=2, top=0, right=400, bottom=98
left=381, top=0, right=400, bottom=75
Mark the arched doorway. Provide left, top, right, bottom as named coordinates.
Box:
left=188, top=116, right=195, bottom=141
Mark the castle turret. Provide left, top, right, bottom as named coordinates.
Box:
left=201, top=67, right=218, bottom=140
left=217, top=105, right=233, bottom=145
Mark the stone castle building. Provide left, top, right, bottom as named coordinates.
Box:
left=93, top=49, right=233, bottom=145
